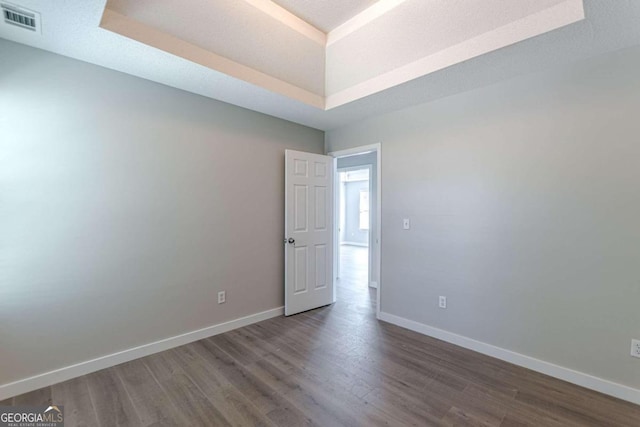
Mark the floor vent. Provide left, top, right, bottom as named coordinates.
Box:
left=2, top=3, right=40, bottom=32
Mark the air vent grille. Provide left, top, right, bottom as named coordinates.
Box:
left=2, top=3, right=38, bottom=31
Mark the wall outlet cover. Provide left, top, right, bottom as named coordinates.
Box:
left=218, top=291, right=226, bottom=304
left=439, top=296, right=447, bottom=309
left=631, top=339, right=640, bottom=358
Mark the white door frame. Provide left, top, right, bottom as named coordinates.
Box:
left=328, top=143, right=381, bottom=319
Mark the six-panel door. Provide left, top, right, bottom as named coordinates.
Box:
left=284, top=150, right=334, bottom=316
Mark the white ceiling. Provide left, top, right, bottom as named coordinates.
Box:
left=98, top=0, right=584, bottom=109
left=271, top=0, right=377, bottom=32
left=107, top=0, right=326, bottom=96
left=1, top=1, right=640, bottom=131
left=325, top=0, right=578, bottom=106
left=100, top=0, right=584, bottom=109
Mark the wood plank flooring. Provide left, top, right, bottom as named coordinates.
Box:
left=4, top=245, right=640, bottom=426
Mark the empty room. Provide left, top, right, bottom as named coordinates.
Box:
left=1, top=0, right=640, bottom=426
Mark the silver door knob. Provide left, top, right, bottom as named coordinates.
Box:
left=288, top=238, right=295, bottom=244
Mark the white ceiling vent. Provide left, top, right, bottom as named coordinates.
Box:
left=2, top=3, right=40, bottom=33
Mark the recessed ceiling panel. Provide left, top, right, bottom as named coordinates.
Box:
left=271, top=0, right=378, bottom=32
left=107, top=0, right=325, bottom=96
left=326, top=0, right=583, bottom=105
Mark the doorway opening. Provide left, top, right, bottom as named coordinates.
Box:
left=330, top=145, right=381, bottom=318
left=337, top=167, right=370, bottom=291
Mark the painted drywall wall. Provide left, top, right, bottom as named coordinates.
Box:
left=0, top=39, right=324, bottom=386
left=326, top=45, right=640, bottom=390
left=342, top=180, right=369, bottom=246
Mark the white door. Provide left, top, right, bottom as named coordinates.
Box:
left=284, top=150, right=334, bottom=316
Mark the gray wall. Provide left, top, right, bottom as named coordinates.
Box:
left=342, top=180, right=369, bottom=245
left=326, top=45, right=640, bottom=389
left=0, top=39, right=324, bottom=386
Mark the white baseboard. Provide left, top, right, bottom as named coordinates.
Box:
left=378, top=311, right=640, bottom=406
left=369, top=281, right=378, bottom=289
left=0, top=307, right=284, bottom=401
left=340, top=242, right=368, bottom=247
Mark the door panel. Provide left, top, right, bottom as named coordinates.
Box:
left=315, top=244, right=327, bottom=289
left=294, top=247, right=308, bottom=294
left=285, top=150, right=334, bottom=316
left=294, top=185, right=308, bottom=231
left=294, top=159, right=308, bottom=176
left=314, top=186, right=327, bottom=230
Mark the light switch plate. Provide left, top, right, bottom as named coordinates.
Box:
left=403, top=218, right=410, bottom=230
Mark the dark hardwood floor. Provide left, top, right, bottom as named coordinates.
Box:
left=3, top=245, right=640, bottom=426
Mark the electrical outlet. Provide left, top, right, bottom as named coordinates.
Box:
left=218, top=291, right=226, bottom=304
left=439, top=296, right=447, bottom=309
left=631, top=339, right=640, bottom=358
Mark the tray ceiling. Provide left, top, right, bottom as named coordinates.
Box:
left=2, top=1, right=640, bottom=130
left=271, top=0, right=377, bottom=32
left=98, top=0, right=585, bottom=110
